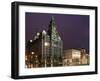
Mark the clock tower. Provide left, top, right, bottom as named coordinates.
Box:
left=47, top=16, right=63, bottom=66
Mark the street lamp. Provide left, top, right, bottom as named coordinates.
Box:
left=31, top=52, right=35, bottom=55
left=30, top=40, right=32, bottom=43
left=44, top=42, right=49, bottom=46
left=44, top=42, right=49, bottom=67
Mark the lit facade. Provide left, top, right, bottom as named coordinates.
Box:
left=25, top=17, right=89, bottom=68
left=63, top=49, right=89, bottom=66
left=80, top=49, right=89, bottom=65
left=25, top=16, right=63, bottom=68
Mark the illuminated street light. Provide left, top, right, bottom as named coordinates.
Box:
left=44, top=42, right=49, bottom=46
left=30, top=40, right=32, bottom=43
left=31, top=52, right=35, bottom=54
left=37, top=32, right=40, bottom=36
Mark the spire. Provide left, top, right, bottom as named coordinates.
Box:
left=47, top=16, right=58, bottom=36
left=51, top=16, right=55, bottom=21
left=50, top=16, right=55, bottom=26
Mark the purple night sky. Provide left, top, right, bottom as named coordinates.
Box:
left=25, top=12, right=89, bottom=53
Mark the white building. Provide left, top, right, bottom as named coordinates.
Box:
left=63, top=49, right=89, bottom=66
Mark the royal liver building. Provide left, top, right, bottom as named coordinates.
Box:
left=25, top=16, right=63, bottom=68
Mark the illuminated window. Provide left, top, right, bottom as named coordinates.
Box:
left=25, top=56, right=27, bottom=60
left=72, top=51, right=81, bottom=58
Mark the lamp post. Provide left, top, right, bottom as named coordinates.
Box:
left=30, top=52, right=34, bottom=68
left=44, top=42, right=49, bottom=67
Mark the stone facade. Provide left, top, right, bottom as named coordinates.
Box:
left=25, top=16, right=63, bottom=68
